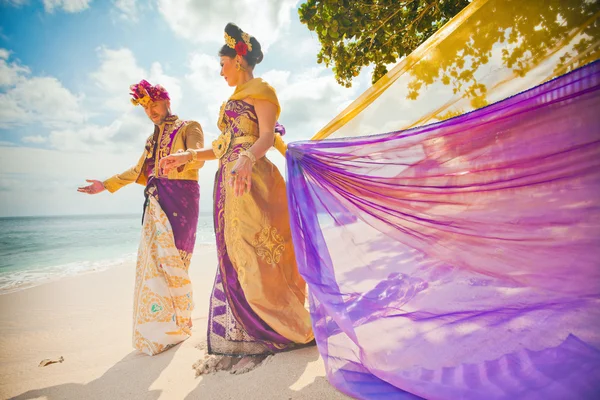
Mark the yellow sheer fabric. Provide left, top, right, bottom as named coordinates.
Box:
left=312, top=0, right=599, bottom=140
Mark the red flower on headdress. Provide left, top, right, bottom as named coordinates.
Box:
left=235, top=41, right=248, bottom=56
left=129, top=79, right=170, bottom=107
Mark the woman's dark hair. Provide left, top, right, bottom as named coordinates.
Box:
left=219, top=23, right=264, bottom=68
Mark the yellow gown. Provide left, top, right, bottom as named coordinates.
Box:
left=207, top=78, right=314, bottom=356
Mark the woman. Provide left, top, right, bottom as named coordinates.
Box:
left=160, top=23, right=314, bottom=373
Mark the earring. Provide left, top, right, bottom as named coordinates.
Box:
left=236, top=59, right=246, bottom=72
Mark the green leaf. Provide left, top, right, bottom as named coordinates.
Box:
left=297, top=0, right=471, bottom=88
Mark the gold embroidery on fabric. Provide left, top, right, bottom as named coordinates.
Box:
left=209, top=164, right=271, bottom=355
left=134, top=329, right=166, bottom=356
left=226, top=300, right=253, bottom=341
left=146, top=185, right=157, bottom=196
left=173, top=294, right=193, bottom=314
left=214, top=101, right=258, bottom=160
left=217, top=101, right=227, bottom=132
left=132, top=197, right=194, bottom=356
left=212, top=129, right=232, bottom=159
left=253, top=226, right=285, bottom=265
left=235, top=114, right=257, bottom=135
left=137, top=286, right=174, bottom=324
left=208, top=277, right=269, bottom=355
left=156, top=119, right=185, bottom=173
left=166, top=275, right=191, bottom=288
left=226, top=163, right=245, bottom=272
left=178, top=249, right=192, bottom=269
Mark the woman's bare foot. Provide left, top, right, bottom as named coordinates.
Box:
left=230, top=355, right=270, bottom=375
left=193, top=355, right=237, bottom=376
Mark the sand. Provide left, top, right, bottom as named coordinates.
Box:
left=0, top=247, right=350, bottom=400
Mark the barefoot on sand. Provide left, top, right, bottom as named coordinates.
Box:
left=230, top=355, right=270, bottom=375
left=193, top=355, right=235, bottom=376
left=192, top=354, right=271, bottom=376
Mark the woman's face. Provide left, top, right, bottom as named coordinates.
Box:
left=220, top=56, right=238, bottom=87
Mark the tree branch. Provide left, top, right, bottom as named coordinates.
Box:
left=368, top=0, right=417, bottom=47
left=379, top=1, right=437, bottom=52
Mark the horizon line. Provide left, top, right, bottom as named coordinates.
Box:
left=0, top=211, right=215, bottom=219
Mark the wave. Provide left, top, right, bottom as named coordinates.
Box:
left=0, top=253, right=139, bottom=295
left=0, top=236, right=218, bottom=295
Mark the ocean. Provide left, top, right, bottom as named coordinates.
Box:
left=0, top=213, right=215, bottom=295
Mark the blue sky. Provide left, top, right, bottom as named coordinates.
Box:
left=0, top=0, right=369, bottom=216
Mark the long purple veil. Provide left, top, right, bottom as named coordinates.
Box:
left=286, top=60, right=600, bottom=399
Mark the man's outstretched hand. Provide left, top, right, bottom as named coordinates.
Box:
left=78, top=179, right=105, bottom=195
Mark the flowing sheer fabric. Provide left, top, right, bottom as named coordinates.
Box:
left=287, top=59, right=600, bottom=399
left=312, top=0, right=600, bottom=141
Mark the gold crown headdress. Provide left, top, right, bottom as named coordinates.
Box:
left=130, top=80, right=170, bottom=107
left=225, top=29, right=253, bottom=55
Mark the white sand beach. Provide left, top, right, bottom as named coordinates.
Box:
left=0, top=246, right=350, bottom=400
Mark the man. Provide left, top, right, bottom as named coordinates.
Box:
left=78, top=80, right=204, bottom=355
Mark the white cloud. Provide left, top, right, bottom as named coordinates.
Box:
left=0, top=146, right=144, bottom=217
left=185, top=52, right=232, bottom=136
left=112, top=0, right=138, bottom=22
left=90, top=47, right=145, bottom=111
left=0, top=75, right=86, bottom=129
left=183, top=51, right=253, bottom=144
left=112, top=108, right=150, bottom=144
left=2, top=0, right=92, bottom=12
left=282, top=35, right=321, bottom=63
left=148, top=62, right=182, bottom=108
left=0, top=47, right=167, bottom=149
left=183, top=54, right=359, bottom=141
left=0, top=46, right=183, bottom=155
left=22, top=135, right=48, bottom=143
left=157, top=0, right=296, bottom=51
left=261, top=69, right=291, bottom=90
left=0, top=0, right=335, bottom=218
left=48, top=109, right=149, bottom=152
left=49, top=120, right=119, bottom=152
left=0, top=49, right=87, bottom=130
left=0, top=145, right=221, bottom=216
left=90, top=47, right=181, bottom=112
left=185, top=53, right=222, bottom=95
left=1, top=0, right=29, bottom=7
left=0, top=49, right=30, bottom=87
left=43, top=0, right=92, bottom=13
left=0, top=91, right=29, bottom=124
left=262, top=66, right=360, bottom=140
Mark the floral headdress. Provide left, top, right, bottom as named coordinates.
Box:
left=129, top=79, right=170, bottom=107
left=225, top=30, right=253, bottom=57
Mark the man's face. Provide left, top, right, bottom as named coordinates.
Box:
left=143, top=100, right=170, bottom=125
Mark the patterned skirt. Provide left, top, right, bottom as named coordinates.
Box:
left=132, top=179, right=199, bottom=356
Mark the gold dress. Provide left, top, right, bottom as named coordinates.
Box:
left=207, top=79, right=314, bottom=355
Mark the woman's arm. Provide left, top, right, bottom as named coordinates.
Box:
left=181, top=121, right=206, bottom=171
left=229, top=99, right=278, bottom=196
left=246, top=99, right=277, bottom=160
left=159, top=147, right=217, bottom=175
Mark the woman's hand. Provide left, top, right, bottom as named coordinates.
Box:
left=159, top=151, right=192, bottom=175
left=229, top=154, right=253, bottom=196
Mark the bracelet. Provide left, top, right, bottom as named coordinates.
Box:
left=240, top=150, right=256, bottom=164
left=187, top=149, right=197, bottom=162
